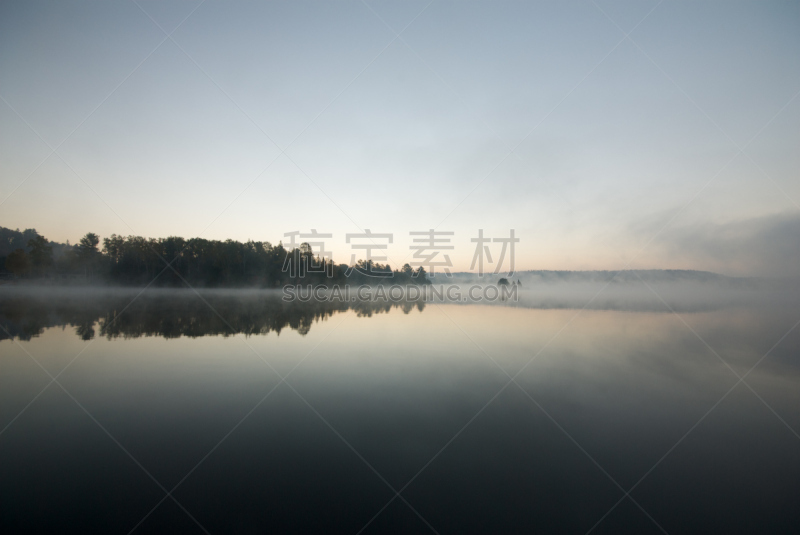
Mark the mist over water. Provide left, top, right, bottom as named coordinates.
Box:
left=1, top=282, right=798, bottom=533
left=2, top=275, right=797, bottom=342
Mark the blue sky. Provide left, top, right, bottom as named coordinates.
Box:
left=1, top=0, right=798, bottom=274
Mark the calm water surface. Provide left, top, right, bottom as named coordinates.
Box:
left=1, top=288, right=799, bottom=534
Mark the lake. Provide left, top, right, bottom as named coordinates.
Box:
left=1, top=285, right=799, bottom=534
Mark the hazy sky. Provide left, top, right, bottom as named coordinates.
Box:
left=1, top=0, right=798, bottom=275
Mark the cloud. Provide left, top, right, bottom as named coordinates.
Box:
left=653, top=211, right=800, bottom=278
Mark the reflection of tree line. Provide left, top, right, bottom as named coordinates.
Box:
left=0, top=293, right=426, bottom=342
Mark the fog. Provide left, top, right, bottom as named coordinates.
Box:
left=3, top=276, right=798, bottom=342
left=634, top=211, right=800, bottom=278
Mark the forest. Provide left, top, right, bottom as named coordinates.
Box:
left=0, top=227, right=430, bottom=287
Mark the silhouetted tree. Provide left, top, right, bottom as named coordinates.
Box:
left=27, top=235, right=53, bottom=275
left=76, top=232, right=102, bottom=278
left=1, top=225, right=435, bottom=286
left=0, top=227, right=39, bottom=257
left=5, top=248, right=30, bottom=277
left=77, top=233, right=100, bottom=259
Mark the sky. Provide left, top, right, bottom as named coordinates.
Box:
left=1, top=0, right=798, bottom=276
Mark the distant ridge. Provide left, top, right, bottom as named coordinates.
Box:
left=429, top=269, right=756, bottom=286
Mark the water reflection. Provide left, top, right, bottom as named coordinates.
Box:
left=0, top=282, right=787, bottom=342
left=0, top=288, right=426, bottom=341
left=0, top=287, right=799, bottom=533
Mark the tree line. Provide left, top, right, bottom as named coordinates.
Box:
left=0, top=227, right=430, bottom=287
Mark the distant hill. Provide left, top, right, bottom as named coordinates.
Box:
left=429, top=269, right=756, bottom=286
